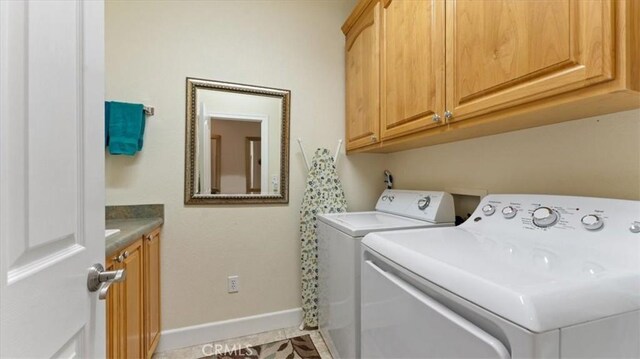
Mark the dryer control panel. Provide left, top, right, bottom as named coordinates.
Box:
left=461, top=194, right=640, bottom=287
left=375, top=189, right=455, bottom=224
left=466, top=194, right=640, bottom=236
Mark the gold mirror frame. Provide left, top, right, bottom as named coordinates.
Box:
left=184, top=78, right=290, bottom=204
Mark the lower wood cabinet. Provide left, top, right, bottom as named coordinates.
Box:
left=107, top=228, right=161, bottom=359
left=144, top=229, right=161, bottom=358
left=106, top=257, right=124, bottom=358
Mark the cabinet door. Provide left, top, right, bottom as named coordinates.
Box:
left=346, top=1, right=381, bottom=150
left=122, top=240, right=145, bottom=359
left=446, top=0, right=615, bottom=122
left=106, top=258, right=124, bottom=359
left=380, top=0, right=445, bottom=140
left=144, top=230, right=161, bottom=358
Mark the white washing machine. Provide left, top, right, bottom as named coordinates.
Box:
left=317, top=189, right=455, bottom=359
left=361, top=194, right=640, bottom=358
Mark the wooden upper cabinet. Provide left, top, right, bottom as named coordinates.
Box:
left=381, top=0, right=445, bottom=140
left=446, top=0, right=615, bottom=122
left=345, top=1, right=381, bottom=151
left=343, top=0, right=637, bottom=153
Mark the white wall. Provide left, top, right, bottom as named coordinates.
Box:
left=105, top=0, right=383, bottom=331
left=385, top=110, right=640, bottom=201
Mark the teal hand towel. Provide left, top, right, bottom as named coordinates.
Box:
left=106, top=101, right=145, bottom=156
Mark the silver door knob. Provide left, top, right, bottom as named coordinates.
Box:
left=432, top=114, right=441, bottom=123
left=87, top=263, right=126, bottom=300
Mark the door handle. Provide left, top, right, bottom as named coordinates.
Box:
left=87, top=263, right=126, bottom=300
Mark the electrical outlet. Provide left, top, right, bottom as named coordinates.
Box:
left=227, top=275, right=239, bottom=293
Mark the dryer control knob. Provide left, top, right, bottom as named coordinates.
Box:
left=630, top=223, right=640, bottom=233
left=417, top=196, right=431, bottom=210
left=581, top=214, right=604, bottom=230
left=482, top=204, right=495, bottom=216
left=532, top=207, right=559, bottom=228
left=502, top=206, right=517, bottom=219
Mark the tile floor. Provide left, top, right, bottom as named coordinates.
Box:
left=152, top=327, right=332, bottom=359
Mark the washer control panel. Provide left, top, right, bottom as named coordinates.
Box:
left=375, top=189, right=455, bottom=224
left=467, top=194, right=640, bottom=235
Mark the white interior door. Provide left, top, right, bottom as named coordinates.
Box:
left=0, top=0, right=105, bottom=357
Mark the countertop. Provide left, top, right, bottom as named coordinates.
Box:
left=105, top=217, right=164, bottom=257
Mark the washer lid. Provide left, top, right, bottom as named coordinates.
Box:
left=362, top=225, right=640, bottom=333
left=317, top=212, right=449, bottom=237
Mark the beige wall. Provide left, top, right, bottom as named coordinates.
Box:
left=105, top=0, right=384, bottom=331
left=384, top=109, right=640, bottom=201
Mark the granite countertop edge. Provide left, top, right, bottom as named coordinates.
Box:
left=105, top=218, right=164, bottom=257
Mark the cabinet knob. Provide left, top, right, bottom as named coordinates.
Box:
left=371, top=135, right=377, bottom=142
left=114, top=254, right=124, bottom=263
left=444, top=111, right=453, bottom=123
left=432, top=114, right=441, bottom=123
left=122, top=251, right=129, bottom=259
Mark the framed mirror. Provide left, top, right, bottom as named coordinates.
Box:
left=185, top=78, right=290, bottom=204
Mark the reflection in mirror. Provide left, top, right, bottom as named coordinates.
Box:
left=185, top=78, right=290, bottom=204
left=245, top=137, right=261, bottom=194
left=210, top=134, right=221, bottom=194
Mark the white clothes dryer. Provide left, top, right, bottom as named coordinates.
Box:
left=317, top=189, right=455, bottom=359
left=361, top=194, right=640, bottom=358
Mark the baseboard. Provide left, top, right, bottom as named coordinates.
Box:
left=155, top=307, right=303, bottom=353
